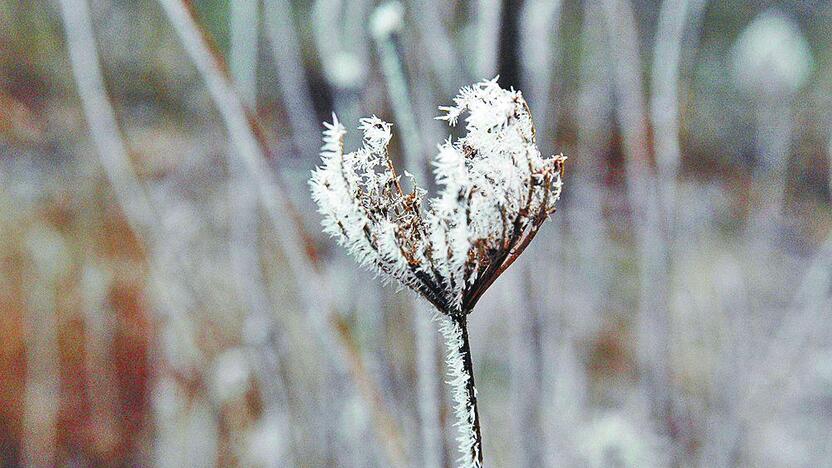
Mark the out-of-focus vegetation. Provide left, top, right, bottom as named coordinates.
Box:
left=1, top=0, right=831, bottom=466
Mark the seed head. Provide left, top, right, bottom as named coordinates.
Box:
left=310, top=78, right=565, bottom=314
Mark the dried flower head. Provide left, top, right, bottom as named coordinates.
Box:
left=310, top=78, right=565, bottom=315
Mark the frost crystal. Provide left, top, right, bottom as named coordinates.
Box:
left=310, top=78, right=565, bottom=315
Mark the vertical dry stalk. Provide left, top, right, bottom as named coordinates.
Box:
left=516, top=4, right=563, bottom=464
left=80, top=265, right=120, bottom=454
left=227, top=2, right=296, bottom=463
left=58, top=0, right=157, bottom=238
left=519, top=0, right=563, bottom=146
left=229, top=0, right=259, bottom=107
left=370, top=6, right=445, bottom=465
left=650, top=0, right=689, bottom=226
left=474, top=0, right=503, bottom=79
left=56, top=4, right=229, bottom=466
left=20, top=228, right=63, bottom=468
left=371, top=1, right=426, bottom=180
left=507, top=268, right=545, bottom=467
left=410, top=0, right=465, bottom=94
left=262, top=0, right=320, bottom=159
left=438, top=315, right=483, bottom=467
left=311, top=0, right=369, bottom=129
left=155, top=1, right=408, bottom=465
left=573, top=0, right=613, bottom=305
left=650, top=0, right=708, bottom=229
left=415, top=302, right=444, bottom=468
left=57, top=0, right=208, bottom=339
left=750, top=103, right=794, bottom=238
left=58, top=0, right=198, bottom=323
left=600, top=0, right=674, bottom=432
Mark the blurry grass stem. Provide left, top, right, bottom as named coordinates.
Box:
left=58, top=0, right=234, bottom=466
left=156, top=1, right=407, bottom=465
left=371, top=1, right=426, bottom=182
left=57, top=0, right=199, bottom=340
left=750, top=103, right=795, bottom=240
left=474, top=0, right=502, bottom=79
left=371, top=4, right=444, bottom=466
left=20, top=228, right=63, bottom=468
left=228, top=2, right=294, bottom=464
left=573, top=0, right=613, bottom=307
left=80, top=265, right=121, bottom=457
left=519, top=0, right=563, bottom=148
left=515, top=2, right=564, bottom=465
left=410, top=0, right=464, bottom=94
left=59, top=0, right=159, bottom=241
left=601, top=0, right=674, bottom=438
left=650, top=0, right=707, bottom=228
left=262, top=0, right=320, bottom=160
left=311, top=0, right=369, bottom=131
left=229, top=0, right=259, bottom=107
left=731, top=10, right=813, bottom=242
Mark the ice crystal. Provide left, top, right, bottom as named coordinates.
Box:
left=310, top=78, right=565, bottom=315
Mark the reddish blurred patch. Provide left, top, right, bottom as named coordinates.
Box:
left=0, top=197, right=153, bottom=465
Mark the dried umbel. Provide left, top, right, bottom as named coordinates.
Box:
left=310, top=78, right=565, bottom=467
left=311, top=78, right=564, bottom=314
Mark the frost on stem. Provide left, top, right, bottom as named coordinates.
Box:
left=438, top=314, right=482, bottom=467
left=310, top=78, right=565, bottom=316
left=311, top=78, right=565, bottom=467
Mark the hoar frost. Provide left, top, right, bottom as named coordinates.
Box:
left=310, top=78, right=565, bottom=316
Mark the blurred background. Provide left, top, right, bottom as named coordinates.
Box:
left=1, top=0, right=831, bottom=466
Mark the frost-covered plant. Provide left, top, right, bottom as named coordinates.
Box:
left=310, top=78, right=565, bottom=467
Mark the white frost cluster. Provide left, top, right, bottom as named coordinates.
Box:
left=310, top=78, right=565, bottom=315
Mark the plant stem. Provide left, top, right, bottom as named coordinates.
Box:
left=440, top=313, right=483, bottom=468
